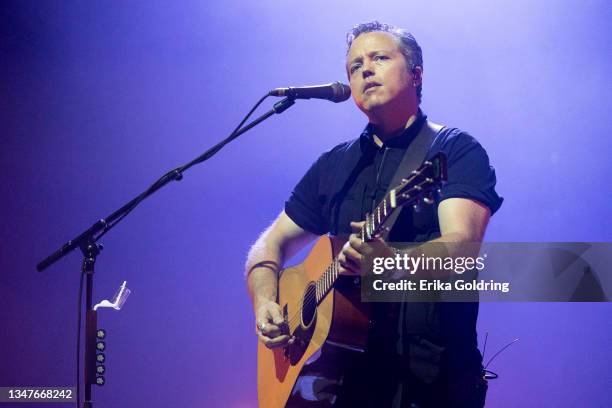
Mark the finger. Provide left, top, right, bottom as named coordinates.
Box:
left=258, top=332, right=290, bottom=348
left=350, top=221, right=365, bottom=233
left=339, top=250, right=359, bottom=268
left=349, top=235, right=365, bottom=253
left=266, top=335, right=290, bottom=349
left=365, top=238, right=392, bottom=258
left=371, top=236, right=386, bottom=244
left=339, top=264, right=359, bottom=275
left=338, top=257, right=359, bottom=275
left=342, top=238, right=362, bottom=256
left=344, top=245, right=363, bottom=264
left=267, top=304, right=285, bottom=327
left=258, top=322, right=283, bottom=338
left=256, top=315, right=271, bottom=333
left=338, top=257, right=354, bottom=269
left=258, top=330, right=276, bottom=346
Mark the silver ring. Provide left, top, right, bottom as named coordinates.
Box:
left=258, top=322, right=267, bottom=332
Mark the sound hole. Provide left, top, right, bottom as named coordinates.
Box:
left=301, top=283, right=317, bottom=327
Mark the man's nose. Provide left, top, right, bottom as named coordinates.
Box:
left=362, top=60, right=375, bottom=78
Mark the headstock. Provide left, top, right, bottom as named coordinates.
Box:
left=391, top=153, right=447, bottom=209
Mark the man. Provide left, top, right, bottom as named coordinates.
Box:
left=246, top=21, right=502, bottom=407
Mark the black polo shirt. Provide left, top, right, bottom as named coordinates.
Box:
left=284, top=111, right=503, bottom=381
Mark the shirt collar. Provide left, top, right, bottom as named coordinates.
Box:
left=359, top=109, right=427, bottom=152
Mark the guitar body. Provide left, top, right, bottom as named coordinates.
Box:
left=257, top=236, right=370, bottom=408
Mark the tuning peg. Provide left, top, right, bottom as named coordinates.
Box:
left=413, top=201, right=421, bottom=213
left=423, top=196, right=435, bottom=205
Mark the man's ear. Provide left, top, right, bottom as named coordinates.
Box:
left=411, top=65, right=423, bottom=86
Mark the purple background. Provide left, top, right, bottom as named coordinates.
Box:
left=1, top=1, right=611, bottom=406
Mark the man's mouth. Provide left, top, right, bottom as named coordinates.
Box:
left=363, top=82, right=381, bottom=93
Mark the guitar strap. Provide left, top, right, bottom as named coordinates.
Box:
left=379, top=119, right=444, bottom=236
left=382, top=120, right=444, bottom=408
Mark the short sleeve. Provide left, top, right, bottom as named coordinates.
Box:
left=284, top=152, right=331, bottom=235
left=435, top=130, right=503, bottom=215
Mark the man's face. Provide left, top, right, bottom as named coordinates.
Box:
left=346, top=32, right=416, bottom=119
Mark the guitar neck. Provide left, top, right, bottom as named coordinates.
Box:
left=313, top=190, right=397, bottom=304
left=313, top=153, right=446, bottom=305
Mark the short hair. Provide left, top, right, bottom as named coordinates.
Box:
left=346, top=21, right=423, bottom=103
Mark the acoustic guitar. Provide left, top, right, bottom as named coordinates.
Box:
left=257, top=153, right=447, bottom=408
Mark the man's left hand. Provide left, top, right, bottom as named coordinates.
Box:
left=337, top=221, right=394, bottom=275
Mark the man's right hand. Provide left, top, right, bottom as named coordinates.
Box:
left=255, top=299, right=293, bottom=349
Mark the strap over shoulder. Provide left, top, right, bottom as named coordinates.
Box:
left=379, top=119, right=444, bottom=238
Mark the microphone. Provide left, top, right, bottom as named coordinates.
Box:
left=269, top=81, right=351, bottom=103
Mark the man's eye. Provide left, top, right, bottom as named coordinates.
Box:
left=350, top=64, right=361, bottom=74
left=374, top=55, right=388, bottom=61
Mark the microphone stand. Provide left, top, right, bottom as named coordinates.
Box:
left=36, top=96, right=296, bottom=408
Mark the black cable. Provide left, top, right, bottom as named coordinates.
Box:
left=76, top=269, right=84, bottom=408
left=480, top=333, right=518, bottom=381
left=95, top=93, right=270, bottom=242
left=482, top=331, right=489, bottom=362
left=485, top=338, right=519, bottom=369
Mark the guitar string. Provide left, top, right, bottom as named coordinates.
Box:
left=283, top=174, right=436, bottom=331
